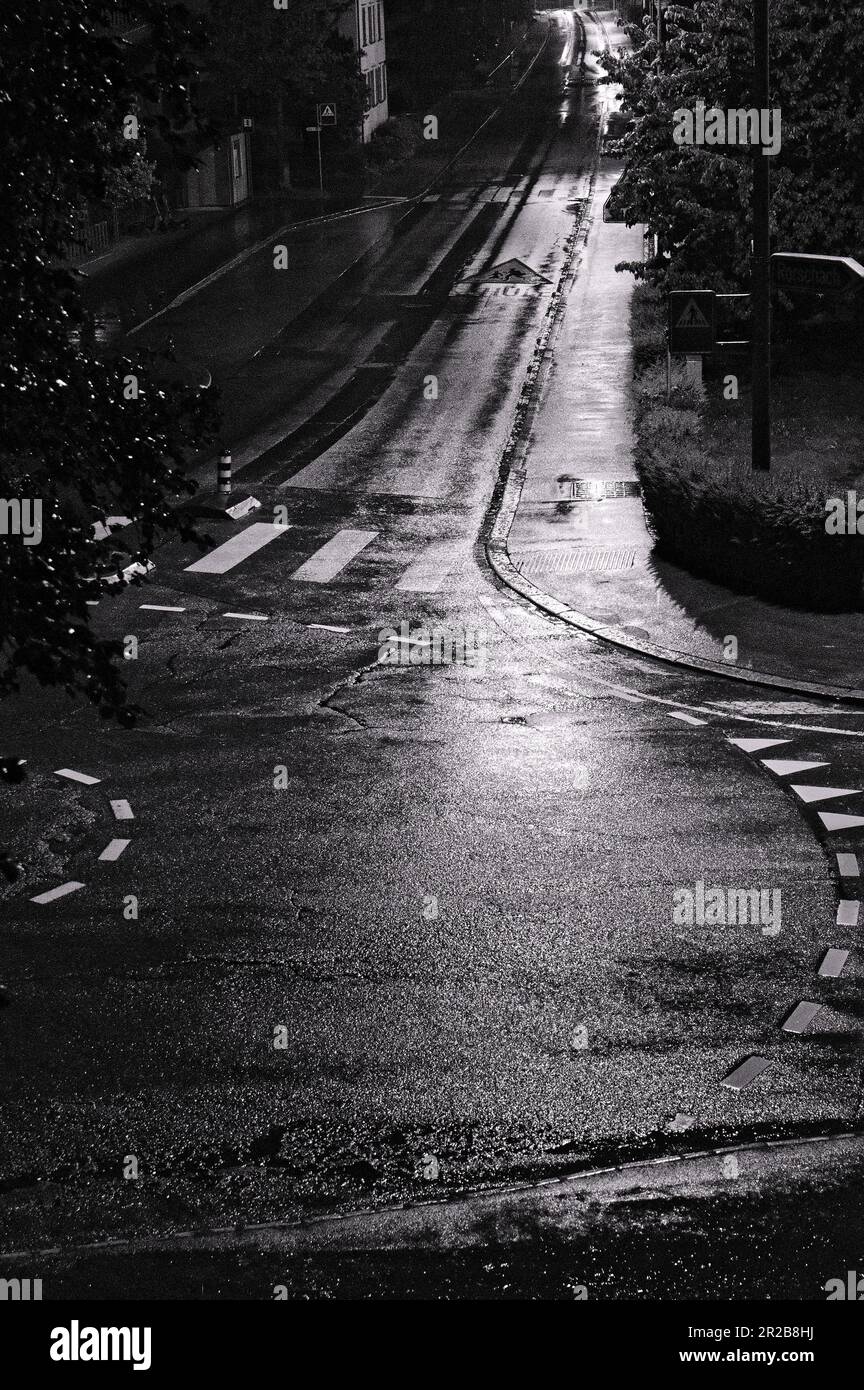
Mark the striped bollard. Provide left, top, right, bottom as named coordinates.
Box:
left=217, top=450, right=232, bottom=496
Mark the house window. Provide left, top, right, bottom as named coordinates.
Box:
left=361, top=3, right=367, bottom=46
left=232, top=140, right=242, bottom=180
left=377, top=2, right=383, bottom=42
left=381, top=63, right=387, bottom=103
left=365, top=70, right=373, bottom=110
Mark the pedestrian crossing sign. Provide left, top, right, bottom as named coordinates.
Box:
left=668, top=290, right=715, bottom=354
left=317, top=104, right=337, bottom=126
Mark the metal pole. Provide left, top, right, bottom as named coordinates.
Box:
left=751, top=0, right=771, bottom=471
left=317, top=124, right=324, bottom=198
left=218, top=449, right=232, bottom=496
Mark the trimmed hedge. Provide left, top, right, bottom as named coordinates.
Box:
left=635, top=389, right=864, bottom=611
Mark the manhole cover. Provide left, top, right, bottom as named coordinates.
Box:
left=556, top=478, right=641, bottom=500
left=512, top=547, right=637, bottom=577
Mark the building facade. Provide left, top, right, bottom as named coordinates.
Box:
left=340, top=1, right=389, bottom=142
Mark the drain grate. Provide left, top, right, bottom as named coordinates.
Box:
left=556, top=478, right=641, bottom=500
left=512, top=546, right=638, bottom=577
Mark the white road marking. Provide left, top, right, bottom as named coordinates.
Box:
left=708, top=700, right=847, bottom=715
left=110, top=800, right=134, bottom=820
left=819, top=949, right=849, bottom=978
left=396, top=541, right=463, bottom=593
left=667, top=711, right=707, bottom=726
left=791, top=784, right=862, bottom=805
left=31, top=881, right=85, bottom=905
left=820, top=812, right=864, bottom=831
left=55, top=768, right=101, bottom=785
left=86, top=600, right=100, bottom=606
left=760, top=759, right=829, bottom=777
left=837, top=853, right=860, bottom=877
left=99, top=839, right=130, bottom=862
left=781, top=1001, right=821, bottom=1034
left=837, top=900, right=860, bottom=927
left=291, top=529, right=378, bottom=583
left=721, top=1056, right=771, bottom=1090
left=307, top=623, right=351, bottom=633
left=726, top=737, right=792, bottom=753
left=223, top=612, right=269, bottom=621
left=184, top=522, right=290, bottom=575
left=140, top=604, right=186, bottom=612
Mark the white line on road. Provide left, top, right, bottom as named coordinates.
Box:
left=223, top=612, right=269, bottom=621
left=307, top=623, right=351, bottom=633
left=31, top=881, right=85, bottom=904
left=726, top=737, right=792, bottom=753
left=819, top=949, right=849, bottom=978
left=836, top=900, right=860, bottom=927
left=110, top=800, right=134, bottom=820
left=667, top=711, right=708, bottom=726
left=291, top=529, right=378, bottom=583
left=721, top=1056, right=771, bottom=1090
left=760, top=759, right=829, bottom=777
left=820, top=812, right=864, bottom=831
left=782, top=1001, right=821, bottom=1034
left=99, top=839, right=130, bottom=862
left=55, top=769, right=101, bottom=785
left=837, top=853, right=860, bottom=877
left=791, top=783, right=862, bottom=805
left=140, top=604, right=186, bottom=612
left=396, top=541, right=463, bottom=593
left=184, top=522, right=290, bottom=575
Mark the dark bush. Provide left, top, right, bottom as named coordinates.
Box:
left=635, top=391, right=864, bottom=611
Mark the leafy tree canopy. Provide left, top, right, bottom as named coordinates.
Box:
left=0, top=1, right=216, bottom=721
left=605, top=0, right=864, bottom=288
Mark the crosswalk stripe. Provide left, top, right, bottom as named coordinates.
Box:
left=291, top=529, right=378, bottom=583
left=760, top=759, right=829, bottom=777
left=110, top=799, right=134, bottom=820
left=396, top=541, right=463, bottom=593
left=184, top=522, right=290, bottom=575
left=721, top=1056, right=770, bottom=1090
left=819, top=948, right=849, bottom=978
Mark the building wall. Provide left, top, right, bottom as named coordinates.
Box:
left=341, top=0, right=389, bottom=142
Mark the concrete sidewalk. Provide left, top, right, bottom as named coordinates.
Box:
left=503, top=163, right=864, bottom=701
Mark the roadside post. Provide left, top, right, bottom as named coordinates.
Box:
left=307, top=103, right=337, bottom=201
left=217, top=449, right=232, bottom=497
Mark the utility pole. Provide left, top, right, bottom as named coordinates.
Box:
left=751, top=0, right=771, bottom=471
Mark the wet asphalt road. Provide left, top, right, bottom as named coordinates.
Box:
left=1, top=9, right=863, bottom=1268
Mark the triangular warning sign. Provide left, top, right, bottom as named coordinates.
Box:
left=474, top=258, right=551, bottom=286
left=320, top=105, right=335, bottom=119
left=676, top=297, right=710, bottom=327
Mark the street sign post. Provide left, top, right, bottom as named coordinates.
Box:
left=771, top=253, right=864, bottom=294
left=310, top=104, right=337, bottom=196
left=668, top=291, right=715, bottom=354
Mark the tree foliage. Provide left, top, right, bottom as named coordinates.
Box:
left=605, top=0, right=864, bottom=288
left=0, top=1, right=216, bottom=721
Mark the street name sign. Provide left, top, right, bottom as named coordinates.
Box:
left=668, top=290, right=715, bottom=354
left=771, top=253, right=864, bottom=293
